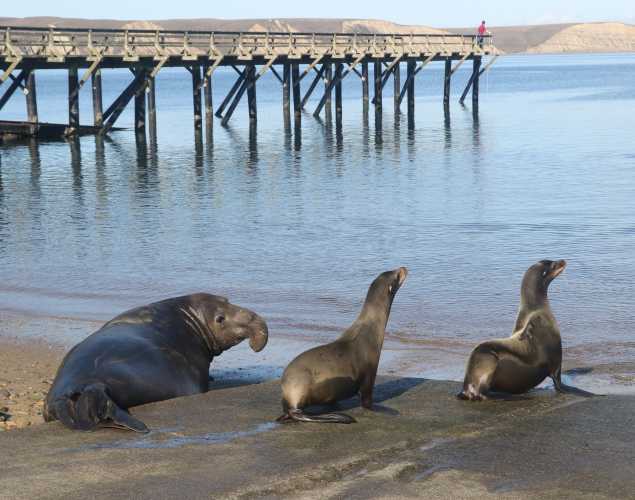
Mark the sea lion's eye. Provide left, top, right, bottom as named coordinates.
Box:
left=389, top=285, right=394, bottom=293
left=215, top=315, right=225, bottom=324
left=542, top=270, right=548, bottom=277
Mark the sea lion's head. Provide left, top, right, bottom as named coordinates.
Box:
left=521, top=260, right=566, bottom=304
left=365, top=267, right=409, bottom=310
left=192, top=294, right=269, bottom=354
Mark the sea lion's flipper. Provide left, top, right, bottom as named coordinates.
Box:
left=285, top=409, right=356, bottom=424
left=553, top=381, right=597, bottom=398
left=551, top=369, right=597, bottom=398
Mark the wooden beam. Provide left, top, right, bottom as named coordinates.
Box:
left=0, top=69, right=29, bottom=112
left=102, top=70, right=145, bottom=122
left=220, top=65, right=252, bottom=126
left=215, top=69, right=246, bottom=118
left=91, top=69, right=103, bottom=127
left=398, top=53, right=436, bottom=106
left=100, top=71, right=147, bottom=134
left=479, top=55, right=499, bottom=76
left=313, top=54, right=365, bottom=117
left=450, top=52, right=470, bottom=75
left=0, top=58, right=22, bottom=84
left=300, top=64, right=325, bottom=109
left=297, top=54, right=325, bottom=85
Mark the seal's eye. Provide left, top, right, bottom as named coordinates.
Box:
left=542, top=270, right=549, bottom=277
left=389, top=285, right=394, bottom=293
left=215, top=315, right=225, bottom=325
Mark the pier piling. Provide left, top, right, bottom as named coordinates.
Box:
left=406, top=60, right=415, bottom=126
left=393, top=62, right=400, bottom=115
left=25, top=71, right=38, bottom=124
left=91, top=69, right=103, bottom=127
left=291, top=63, right=301, bottom=128
left=335, top=62, right=343, bottom=126
left=68, top=67, right=79, bottom=134
left=374, top=60, right=382, bottom=123
left=443, top=58, right=451, bottom=109
left=247, top=65, right=257, bottom=124
left=203, top=63, right=213, bottom=139
left=191, top=65, right=202, bottom=132
left=362, top=62, right=369, bottom=117
left=282, top=62, right=291, bottom=129
left=134, top=68, right=146, bottom=136
left=148, top=74, right=157, bottom=140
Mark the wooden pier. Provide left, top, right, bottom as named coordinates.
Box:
left=0, top=26, right=498, bottom=140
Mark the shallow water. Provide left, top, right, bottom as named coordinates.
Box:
left=0, top=53, right=634, bottom=387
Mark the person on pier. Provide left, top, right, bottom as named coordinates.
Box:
left=477, top=20, right=490, bottom=48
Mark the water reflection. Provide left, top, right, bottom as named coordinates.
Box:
left=2, top=53, right=635, bottom=378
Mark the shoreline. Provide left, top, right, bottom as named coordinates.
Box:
left=2, top=307, right=635, bottom=432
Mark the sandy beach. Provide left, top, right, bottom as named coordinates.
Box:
left=0, top=337, right=63, bottom=431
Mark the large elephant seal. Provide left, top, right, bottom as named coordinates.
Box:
left=277, top=267, right=408, bottom=424
left=44, top=293, right=268, bottom=432
left=458, top=260, right=593, bottom=400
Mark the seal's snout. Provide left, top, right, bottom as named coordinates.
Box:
left=396, top=267, right=408, bottom=286
left=549, top=259, right=567, bottom=280
left=248, top=316, right=269, bottom=352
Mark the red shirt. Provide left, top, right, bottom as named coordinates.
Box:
left=478, top=24, right=486, bottom=35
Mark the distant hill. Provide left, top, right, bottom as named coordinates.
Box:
left=1, top=17, right=634, bottom=54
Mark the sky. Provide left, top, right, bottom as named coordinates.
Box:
left=3, top=0, right=634, bottom=27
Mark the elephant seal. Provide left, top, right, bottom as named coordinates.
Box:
left=277, top=267, right=408, bottom=424
left=44, top=293, right=268, bottom=432
left=458, top=260, right=593, bottom=400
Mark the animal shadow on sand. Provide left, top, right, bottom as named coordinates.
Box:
left=302, top=377, right=428, bottom=418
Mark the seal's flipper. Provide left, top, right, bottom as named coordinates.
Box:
left=103, top=404, right=149, bottom=433
left=49, top=383, right=149, bottom=432
left=287, top=409, right=356, bottom=424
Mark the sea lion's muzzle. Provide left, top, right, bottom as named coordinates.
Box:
left=548, top=260, right=566, bottom=281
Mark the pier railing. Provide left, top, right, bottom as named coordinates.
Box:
left=1, top=26, right=494, bottom=64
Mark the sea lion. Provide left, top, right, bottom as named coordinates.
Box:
left=277, top=267, right=408, bottom=423
left=458, top=259, right=593, bottom=400
left=44, top=293, right=268, bottom=432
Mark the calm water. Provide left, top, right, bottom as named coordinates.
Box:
left=1, top=53, right=634, bottom=384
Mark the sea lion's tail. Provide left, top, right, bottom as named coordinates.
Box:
left=45, top=383, right=149, bottom=433
left=276, top=408, right=356, bottom=424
